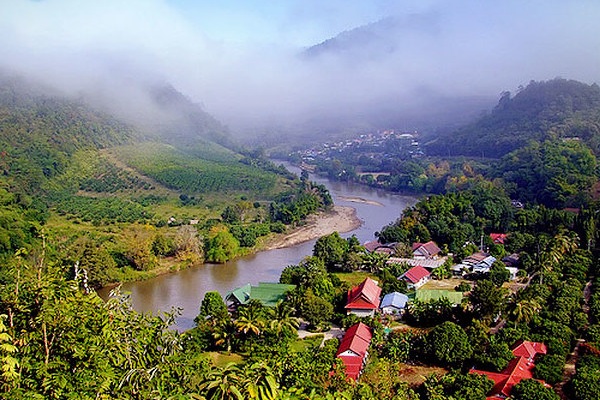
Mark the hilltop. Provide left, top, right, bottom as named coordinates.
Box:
left=425, top=78, right=600, bottom=158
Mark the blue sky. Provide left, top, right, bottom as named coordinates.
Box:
left=166, top=0, right=427, bottom=46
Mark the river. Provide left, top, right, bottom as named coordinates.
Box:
left=102, top=164, right=418, bottom=330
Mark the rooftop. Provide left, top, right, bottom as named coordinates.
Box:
left=346, top=278, right=381, bottom=310
left=226, top=282, right=296, bottom=307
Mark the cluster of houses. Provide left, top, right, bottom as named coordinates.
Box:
left=338, top=275, right=463, bottom=380
left=227, top=234, right=521, bottom=383
left=292, top=129, right=421, bottom=166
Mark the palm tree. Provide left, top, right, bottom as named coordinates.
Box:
left=235, top=300, right=266, bottom=336
left=510, top=297, right=541, bottom=327
left=269, top=301, right=299, bottom=338
left=213, top=320, right=236, bottom=352
left=532, top=230, right=579, bottom=285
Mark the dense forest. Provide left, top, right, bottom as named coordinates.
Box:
left=425, top=79, right=600, bottom=158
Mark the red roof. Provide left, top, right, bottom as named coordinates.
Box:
left=470, top=340, right=548, bottom=398
left=472, top=357, right=535, bottom=398
left=511, top=340, right=548, bottom=360
left=336, top=323, right=373, bottom=381
left=412, top=241, right=441, bottom=258
left=401, top=266, right=430, bottom=284
left=337, top=355, right=363, bottom=380
left=490, top=233, right=508, bottom=244
left=345, top=278, right=381, bottom=310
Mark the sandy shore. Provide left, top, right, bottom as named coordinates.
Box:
left=338, top=195, right=384, bottom=206
left=263, top=205, right=362, bottom=250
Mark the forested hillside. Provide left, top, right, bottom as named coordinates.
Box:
left=0, top=74, right=331, bottom=286
left=425, top=79, right=600, bottom=158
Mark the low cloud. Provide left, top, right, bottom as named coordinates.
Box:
left=1, top=0, right=599, bottom=138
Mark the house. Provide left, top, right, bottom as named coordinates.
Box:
left=490, top=233, right=508, bottom=245
left=470, top=340, right=548, bottom=399
left=345, top=278, right=381, bottom=317
left=336, top=322, right=372, bottom=380
left=399, top=265, right=430, bottom=289
left=363, top=240, right=395, bottom=255
left=412, top=241, right=441, bottom=259
left=363, top=240, right=382, bottom=253
left=511, top=340, right=547, bottom=360
left=380, top=292, right=409, bottom=315
left=387, top=256, right=447, bottom=270
left=461, top=252, right=496, bottom=274
left=502, top=253, right=520, bottom=268
left=226, top=282, right=296, bottom=308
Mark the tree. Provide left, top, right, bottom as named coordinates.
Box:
left=174, top=225, right=203, bottom=263
left=534, top=354, right=566, bottom=385
left=489, top=261, right=510, bottom=287
left=74, top=237, right=117, bottom=288
left=425, top=321, right=473, bottom=367
left=313, top=232, right=349, bottom=272
left=235, top=299, right=267, bottom=337
left=269, top=301, right=299, bottom=340
left=301, top=289, right=333, bottom=330
left=0, top=314, right=18, bottom=391
left=196, top=291, right=228, bottom=325
left=509, top=297, right=541, bottom=327
left=511, top=379, right=560, bottom=400
left=198, top=362, right=245, bottom=400
left=205, top=225, right=239, bottom=263
left=569, top=355, right=600, bottom=400
left=469, top=279, right=508, bottom=321
left=122, top=224, right=158, bottom=270
left=445, top=372, right=494, bottom=400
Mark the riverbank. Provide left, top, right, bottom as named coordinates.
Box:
left=263, top=205, right=362, bottom=250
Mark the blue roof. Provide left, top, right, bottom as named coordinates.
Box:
left=380, top=292, right=409, bottom=309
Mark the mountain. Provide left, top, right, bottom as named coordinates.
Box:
left=303, top=14, right=439, bottom=60
left=425, top=78, right=600, bottom=158
left=0, top=73, right=138, bottom=194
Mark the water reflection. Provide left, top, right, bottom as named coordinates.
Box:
left=107, top=168, right=418, bottom=331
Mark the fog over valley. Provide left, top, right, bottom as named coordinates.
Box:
left=2, top=0, right=600, bottom=141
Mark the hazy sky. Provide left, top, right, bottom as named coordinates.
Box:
left=1, top=0, right=600, bottom=134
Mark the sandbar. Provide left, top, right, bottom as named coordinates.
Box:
left=263, top=206, right=362, bottom=250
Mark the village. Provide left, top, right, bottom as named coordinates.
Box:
left=218, top=232, right=557, bottom=399
left=289, top=129, right=423, bottom=170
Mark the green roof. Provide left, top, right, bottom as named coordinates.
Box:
left=226, top=283, right=252, bottom=305
left=226, top=282, right=296, bottom=307
left=412, top=289, right=463, bottom=305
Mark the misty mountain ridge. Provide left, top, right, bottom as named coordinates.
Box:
left=425, top=78, right=600, bottom=158
left=303, top=13, right=440, bottom=60
left=0, top=72, right=268, bottom=201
